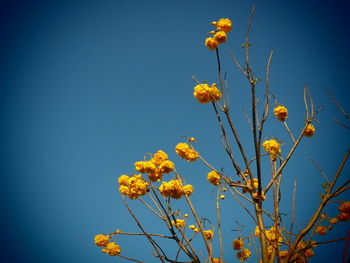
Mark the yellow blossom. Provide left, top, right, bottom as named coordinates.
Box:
left=233, top=238, right=244, bottom=250
left=207, top=170, right=221, bottom=186
left=304, top=124, right=315, bottom=137
left=118, top=175, right=129, bottom=186
left=236, top=248, right=251, bottom=261
left=304, top=248, right=315, bottom=258
left=150, top=150, right=168, bottom=165
left=213, top=259, right=223, bottom=263
left=273, top=105, right=288, bottom=121
left=148, top=171, right=163, bottom=182
left=159, top=179, right=184, bottom=199
left=216, top=18, right=232, bottom=33
left=183, top=184, right=194, bottom=196
left=315, top=225, right=327, bottom=235
left=158, top=160, right=174, bottom=174
left=203, top=230, right=214, bottom=240
left=214, top=31, right=227, bottom=44
left=252, top=191, right=266, bottom=200
left=193, top=83, right=221, bottom=104
left=194, top=227, right=199, bottom=232
left=220, top=194, right=225, bottom=200
left=94, top=234, right=110, bottom=247
left=175, top=143, right=199, bottom=162
left=205, top=37, right=218, bottom=50
left=134, top=161, right=156, bottom=174
left=102, top=242, right=121, bottom=256
left=118, top=174, right=149, bottom=199
left=262, top=139, right=281, bottom=160
left=189, top=224, right=196, bottom=230
left=172, top=219, right=186, bottom=228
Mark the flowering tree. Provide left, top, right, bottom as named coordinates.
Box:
left=94, top=7, right=350, bottom=263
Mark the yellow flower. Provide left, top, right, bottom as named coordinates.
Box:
left=203, top=230, right=214, bottom=240
left=337, top=212, right=350, bottom=222
left=194, top=227, right=199, bottom=232
left=103, top=242, right=121, bottom=256
left=236, top=248, right=251, bottom=261
left=134, top=161, right=157, bottom=174
left=183, top=184, right=194, bottom=196
left=216, top=18, right=232, bottom=33
left=158, top=160, right=174, bottom=174
left=315, top=225, right=327, bottom=235
left=220, top=194, right=225, bottom=200
left=304, top=124, right=315, bottom=137
left=172, top=219, right=186, bottom=228
left=205, top=37, right=218, bottom=50
left=262, top=139, right=281, bottom=160
left=175, top=143, right=199, bottom=162
left=304, top=248, right=315, bottom=258
left=148, top=171, right=163, bottom=182
left=189, top=224, right=196, bottom=230
left=184, top=214, right=189, bottom=218
left=118, top=174, right=149, bottom=199
left=150, top=150, right=168, bottom=165
left=212, top=259, right=223, bottom=263
left=207, top=170, right=221, bottom=186
left=255, top=225, right=260, bottom=236
left=252, top=191, right=266, bottom=200
left=159, top=179, right=184, bottom=199
left=94, top=234, right=110, bottom=247
left=193, top=83, right=221, bottom=104
left=214, top=31, right=227, bottom=44
left=118, top=175, right=129, bottom=186
left=273, top=105, right=288, bottom=121
left=233, top=238, right=244, bottom=250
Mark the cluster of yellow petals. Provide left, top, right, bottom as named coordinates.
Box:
left=203, top=230, right=214, bottom=240
left=207, top=170, right=221, bottom=186
left=94, top=235, right=121, bottom=256
left=242, top=178, right=258, bottom=193
left=189, top=224, right=200, bottom=232
left=273, top=105, right=288, bottom=121
left=172, top=219, right=186, bottom=228
left=212, top=259, right=223, bottom=263
left=262, top=139, right=281, bottom=160
left=205, top=18, right=232, bottom=50
left=102, top=242, right=121, bottom=256
left=233, top=238, right=244, bottom=250
left=159, top=179, right=194, bottom=199
left=236, top=248, right=252, bottom=261
left=175, top=143, right=199, bottom=162
left=94, top=234, right=110, bottom=247
left=304, top=123, right=316, bottom=137
left=278, top=241, right=315, bottom=260
left=193, top=83, right=222, bottom=104
left=134, top=150, right=174, bottom=182
left=118, top=174, right=149, bottom=199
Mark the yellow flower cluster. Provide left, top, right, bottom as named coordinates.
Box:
left=205, top=18, right=232, bottom=50
left=159, top=179, right=194, bottom=199
left=172, top=219, right=186, bottom=228
left=134, top=150, right=174, bottom=182
left=203, top=230, right=214, bottom=240
left=102, top=242, right=121, bottom=256
left=242, top=178, right=258, bottom=193
left=304, top=123, right=316, bottom=137
left=273, top=105, right=288, bottom=121
left=236, top=248, right=251, bottom=261
left=233, top=238, right=244, bottom=250
left=262, top=139, right=281, bottom=160
left=279, top=241, right=315, bottom=261
left=207, top=170, right=221, bottom=186
left=118, top=174, right=149, bottom=199
left=94, top=234, right=110, bottom=247
left=94, top=235, right=121, bottom=256
left=193, top=83, right=222, bottom=104
left=175, top=143, right=199, bottom=162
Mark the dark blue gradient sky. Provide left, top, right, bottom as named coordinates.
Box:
left=1, top=0, right=349, bottom=262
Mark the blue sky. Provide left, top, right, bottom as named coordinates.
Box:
left=1, top=0, right=349, bottom=262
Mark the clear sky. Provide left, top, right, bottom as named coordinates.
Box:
left=1, top=0, right=349, bottom=262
